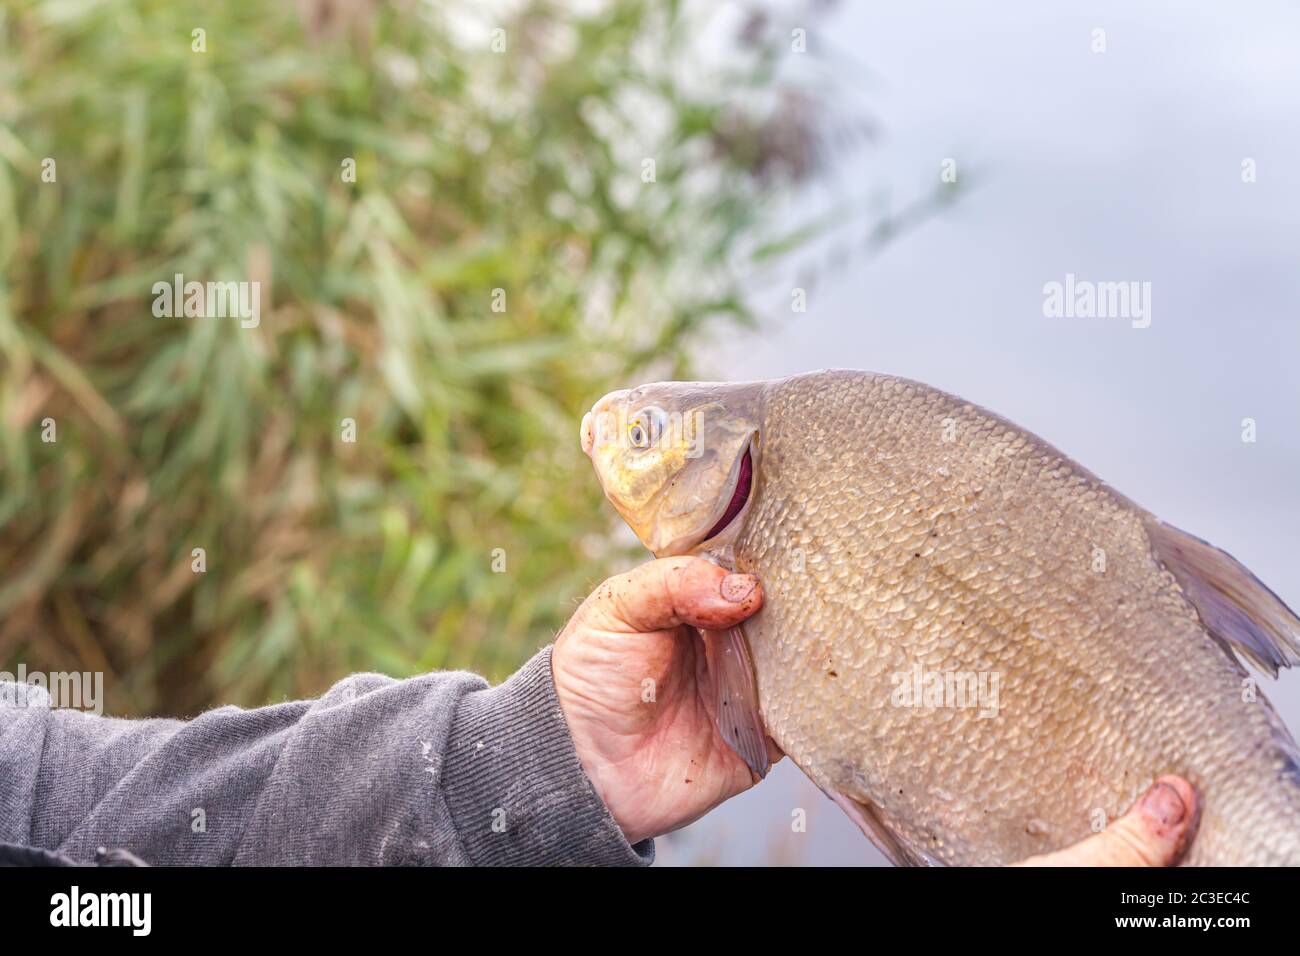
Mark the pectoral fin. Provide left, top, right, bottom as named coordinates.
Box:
left=701, top=625, right=769, bottom=779
left=1147, top=519, right=1300, bottom=677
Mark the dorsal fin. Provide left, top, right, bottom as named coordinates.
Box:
left=1146, top=519, right=1300, bottom=677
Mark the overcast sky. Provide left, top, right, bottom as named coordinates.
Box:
left=663, top=0, right=1300, bottom=866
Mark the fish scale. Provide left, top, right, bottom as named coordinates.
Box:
left=584, top=369, right=1300, bottom=865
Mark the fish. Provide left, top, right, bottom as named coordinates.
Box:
left=579, top=368, right=1300, bottom=865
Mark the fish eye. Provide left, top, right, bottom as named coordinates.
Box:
left=628, top=407, right=666, bottom=450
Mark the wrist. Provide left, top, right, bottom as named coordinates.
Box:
left=445, top=647, right=653, bottom=866
left=567, top=735, right=646, bottom=845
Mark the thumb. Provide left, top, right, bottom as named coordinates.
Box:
left=1014, top=776, right=1198, bottom=867
left=578, top=556, right=763, bottom=635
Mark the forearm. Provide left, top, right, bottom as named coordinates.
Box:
left=0, top=649, right=651, bottom=866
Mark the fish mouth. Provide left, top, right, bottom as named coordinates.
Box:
left=699, top=442, right=754, bottom=546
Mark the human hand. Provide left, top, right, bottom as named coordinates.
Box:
left=552, top=556, right=777, bottom=845
left=1013, top=776, right=1198, bottom=866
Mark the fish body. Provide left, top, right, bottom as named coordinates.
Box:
left=581, top=369, right=1300, bottom=865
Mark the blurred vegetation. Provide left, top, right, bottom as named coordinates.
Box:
left=0, top=0, right=838, bottom=716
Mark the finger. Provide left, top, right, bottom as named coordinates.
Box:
left=1013, top=776, right=1197, bottom=867
left=578, top=556, right=763, bottom=635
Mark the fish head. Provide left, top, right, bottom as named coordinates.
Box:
left=581, top=380, right=763, bottom=557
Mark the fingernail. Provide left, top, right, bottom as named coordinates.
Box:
left=1140, top=782, right=1186, bottom=826
left=721, top=573, right=758, bottom=603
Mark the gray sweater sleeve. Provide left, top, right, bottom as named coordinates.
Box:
left=0, top=647, right=653, bottom=866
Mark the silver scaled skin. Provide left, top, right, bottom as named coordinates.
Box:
left=582, top=369, right=1300, bottom=866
